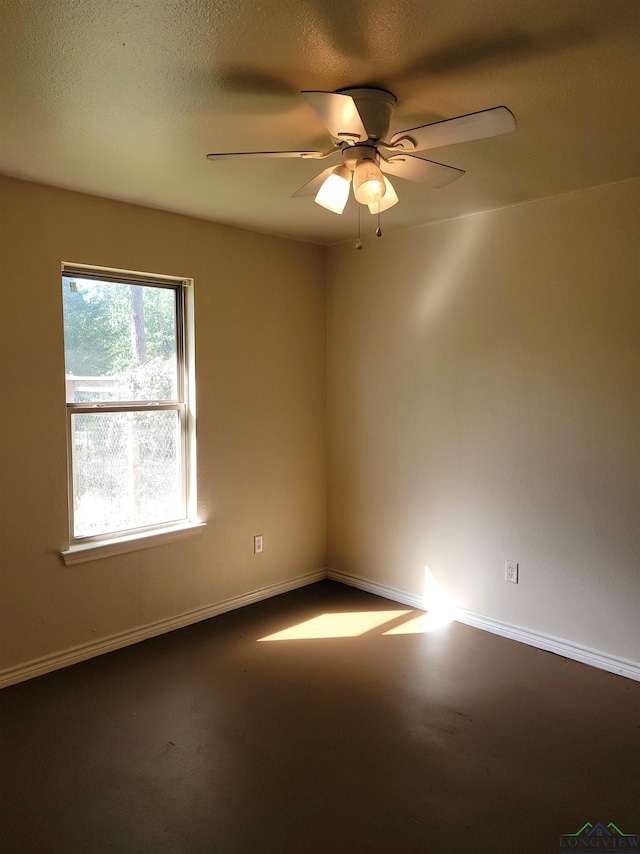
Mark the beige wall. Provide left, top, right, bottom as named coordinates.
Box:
left=327, top=179, right=639, bottom=663
left=0, top=176, right=327, bottom=674
left=2, top=173, right=638, bottom=680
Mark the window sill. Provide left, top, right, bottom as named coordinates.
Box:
left=61, top=521, right=206, bottom=566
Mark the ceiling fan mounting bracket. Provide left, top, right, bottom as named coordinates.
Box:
left=337, top=87, right=398, bottom=142
left=341, top=143, right=379, bottom=171
left=387, top=135, right=416, bottom=152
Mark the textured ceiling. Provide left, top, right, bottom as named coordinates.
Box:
left=1, top=0, right=639, bottom=245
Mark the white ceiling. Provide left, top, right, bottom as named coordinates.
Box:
left=2, top=0, right=639, bottom=245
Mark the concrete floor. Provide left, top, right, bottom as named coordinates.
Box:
left=1, top=580, right=639, bottom=853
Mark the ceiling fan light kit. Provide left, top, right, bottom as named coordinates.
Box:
left=368, top=177, right=399, bottom=214
left=207, top=86, right=516, bottom=247
left=353, top=157, right=386, bottom=205
left=314, top=165, right=352, bottom=214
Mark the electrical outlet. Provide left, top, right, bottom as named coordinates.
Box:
left=505, top=560, right=518, bottom=584
left=254, top=535, right=263, bottom=554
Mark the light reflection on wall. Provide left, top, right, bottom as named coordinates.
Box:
left=415, top=214, right=485, bottom=327
left=423, top=565, right=456, bottom=622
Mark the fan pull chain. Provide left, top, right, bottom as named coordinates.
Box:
left=376, top=206, right=382, bottom=238
left=355, top=203, right=362, bottom=250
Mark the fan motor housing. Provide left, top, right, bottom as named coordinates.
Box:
left=338, top=87, right=397, bottom=141
left=341, top=143, right=379, bottom=171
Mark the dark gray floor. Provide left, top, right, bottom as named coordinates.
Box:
left=1, top=580, right=639, bottom=853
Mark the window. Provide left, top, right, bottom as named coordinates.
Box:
left=61, top=264, right=201, bottom=562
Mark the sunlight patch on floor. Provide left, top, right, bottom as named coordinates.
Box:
left=257, top=567, right=457, bottom=641
left=258, top=610, right=411, bottom=641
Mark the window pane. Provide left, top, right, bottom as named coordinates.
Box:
left=71, top=410, right=184, bottom=538
left=62, top=277, right=178, bottom=402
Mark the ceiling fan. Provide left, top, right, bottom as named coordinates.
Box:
left=206, top=87, right=516, bottom=217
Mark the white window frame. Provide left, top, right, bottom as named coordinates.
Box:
left=60, top=263, right=204, bottom=565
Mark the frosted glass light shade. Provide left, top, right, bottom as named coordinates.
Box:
left=368, top=177, right=399, bottom=214
left=314, top=166, right=351, bottom=214
left=353, top=158, right=386, bottom=205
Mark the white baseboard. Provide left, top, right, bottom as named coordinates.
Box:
left=327, top=569, right=640, bottom=683
left=0, top=569, right=327, bottom=689
left=327, top=568, right=426, bottom=610
left=454, top=608, right=640, bottom=682
left=5, top=568, right=639, bottom=688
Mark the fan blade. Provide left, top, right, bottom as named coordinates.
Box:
left=381, top=155, right=464, bottom=188
left=291, top=167, right=336, bottom=198
left=387, top=106, right=516, bottom=152
left=301, top=91, right=368, bottom=143
left=206, top=150, right=325, bottom=160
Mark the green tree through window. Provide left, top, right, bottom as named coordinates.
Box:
left=62, top=267, right=193, bottom=541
